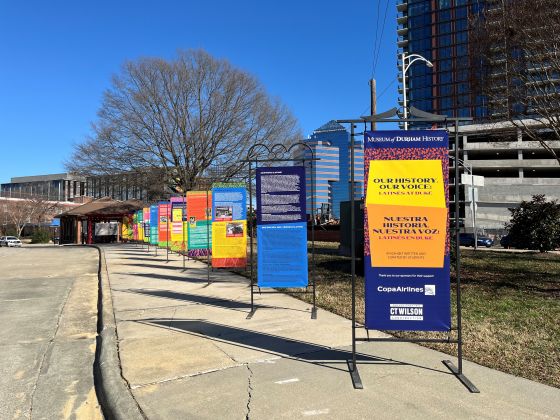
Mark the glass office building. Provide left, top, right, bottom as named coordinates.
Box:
left=0, top=173, right=86, bottom=202
left=301, top=121, right=363, bottom=219
left=398, top=0, right=486, bottom=121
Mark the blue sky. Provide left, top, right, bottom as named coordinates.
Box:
left=0, top=0, right=397, bottom=183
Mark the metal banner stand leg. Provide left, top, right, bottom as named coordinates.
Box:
left=166, top=205, right=169, bottom=262
left=153, top=215, right=158, bottom=256
left=247, top=160, right=257, bottom=319
left=247, top=284, right=256, bottom=319
left=310, top=157, right=318, bottom=320
left=182, top=211, right=186, bottom=271
left=206, top=189, right=211, bottom=285
left=442, top=121, right=479, bottom=393
left=348, top=123, right=363, bottom=389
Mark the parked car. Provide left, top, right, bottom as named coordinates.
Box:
left=459, top=233, right=493, bottom=248
left=0, top=236, right=22, bottom=247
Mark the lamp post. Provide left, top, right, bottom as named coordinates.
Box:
left=401, top=53, right=433, bottom=130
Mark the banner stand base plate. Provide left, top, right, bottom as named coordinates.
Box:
left=246, top=308, right=257, bottom=319
left=443, top=360, right=479, bottom=393
left=311, top=307, right=317, bottom=319
left=347, top=361, right=363, bottom=389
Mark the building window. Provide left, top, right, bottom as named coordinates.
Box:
left=456, top=30, right=468, bottom=44
left=439, top=72, right=453, bottom=84
left=439, top=34, right=453, bottom=47
left=439, top=58, right=453, bottom=71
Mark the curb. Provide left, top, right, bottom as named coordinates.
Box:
left=90, top=245, right=145, bottom=420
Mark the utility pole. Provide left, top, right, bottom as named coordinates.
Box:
left=369, top=79, right=376, bottom=131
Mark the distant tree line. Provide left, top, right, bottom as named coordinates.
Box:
left=1, top=197, right=60, bottom=238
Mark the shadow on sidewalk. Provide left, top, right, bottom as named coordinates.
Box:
left=125, top=262, right=198, bottom=271
left=136, top=318, right=449, bottom=375
left=109, top=253, right=167, bottom=261
left=117, top=289, right=310, bottom=314
left=114, top=272, right=235, bottom=284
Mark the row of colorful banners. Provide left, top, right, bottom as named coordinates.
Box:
left=121, top=129, right=451, bottom=334
left=123, top=185, right=248, bottom=268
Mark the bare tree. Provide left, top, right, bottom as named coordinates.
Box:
left=470, top=0, right=560, bottom=164
left=67, top=49, right=301, bottom=193
left=4, top=198, right=60, bottom=238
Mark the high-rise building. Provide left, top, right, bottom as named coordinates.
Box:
left=302, top=121, right=363, bottom=219
left=397, top=0, right=560, bottom=234
left=397, top=0, right=485, bottom=121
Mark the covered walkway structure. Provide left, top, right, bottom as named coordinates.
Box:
left=58, top=197, right=143, bottom=244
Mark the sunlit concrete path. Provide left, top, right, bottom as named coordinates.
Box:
left=105, top=243, right=560, bottom=419
left=0, top=246, right=102, bottom=420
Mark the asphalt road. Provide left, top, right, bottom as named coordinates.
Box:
left=0, top=245, right=102, bottom=419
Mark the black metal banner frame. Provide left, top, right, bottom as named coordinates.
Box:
left=336, top=107, right=479, bottom=393
left=242, top=142, right=319, bottom=320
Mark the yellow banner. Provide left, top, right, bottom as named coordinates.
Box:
left=366, top=160, right=446, bottom=268
left=170, top=221, right=187, bottom=251
left=211, top=220, right=247, bottom=266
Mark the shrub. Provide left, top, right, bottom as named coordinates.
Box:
left=31, top=229, right=52, bottom=244
left=506, top=195, right=560, bottom=252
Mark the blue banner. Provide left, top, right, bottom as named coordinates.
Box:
left=212, top=187, right=247, bottom=221
left=257, top=222, right=308, bottom=287
left=364, top=130, right=451, bottom=331
left=149, top=204, right=159, bottom=245
left=256, top=166, right=308, bottom=287
left=256, top=166, right=306, bottom=225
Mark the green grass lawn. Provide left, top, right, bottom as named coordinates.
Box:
left=222, top=242, right=559, bottom=387
left=285, top=243, right=560, bottom=388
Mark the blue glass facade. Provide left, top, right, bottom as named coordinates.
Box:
left=302, top=121, right=363, bottom=219
left=398, top=0, right=487, bottom=122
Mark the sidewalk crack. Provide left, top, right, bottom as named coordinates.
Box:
left=245, top=364, right=254, bottom=420
left=210, top=340, right=238, bottom=364
left=29, top=281, right=73, bottom=419
left=166, top=307, right=179, bottom=330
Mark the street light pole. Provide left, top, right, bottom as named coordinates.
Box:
left=401, top=53, right=434, bottom=130
left=402, top=53, right=408, bottom=130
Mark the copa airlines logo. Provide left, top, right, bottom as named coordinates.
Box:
left=378, top=285, right=423, bottom=293
left=377, top=285, right=436, bottom=296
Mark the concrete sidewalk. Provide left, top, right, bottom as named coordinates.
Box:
left=104, top=243, right=560, bottom=419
